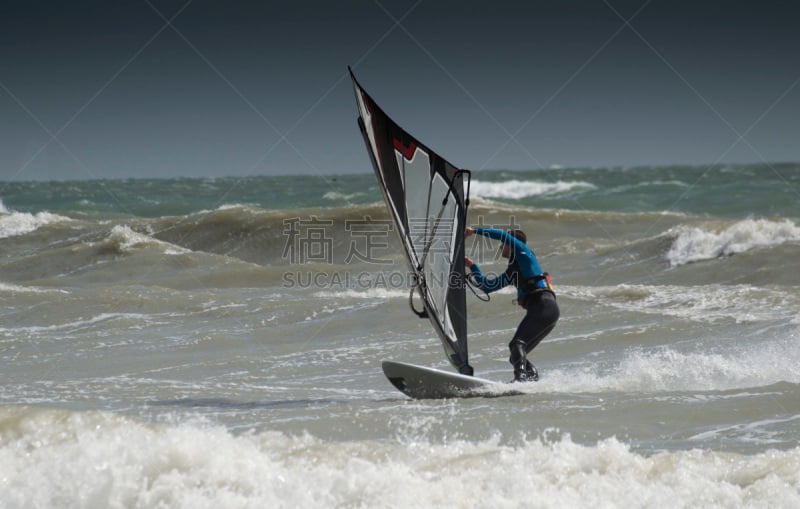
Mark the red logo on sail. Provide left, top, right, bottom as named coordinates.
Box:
left=393, top=139, right=418, bottom=160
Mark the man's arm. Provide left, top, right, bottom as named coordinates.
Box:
left=470, top=226, right=539, bottom=279
left=464, top=229, right=511, bottom=293
left=464, top=257, right=509, bottom=293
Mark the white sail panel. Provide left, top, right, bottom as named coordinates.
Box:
left=394, top=143, right=430, bottom=266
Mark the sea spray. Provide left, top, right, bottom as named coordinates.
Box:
left=1, top=408, right=799, bottom=509
left=667, top=218, right=800, bottom=266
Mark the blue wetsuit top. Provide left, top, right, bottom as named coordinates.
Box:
left=469, top=227, right=550, bottom=303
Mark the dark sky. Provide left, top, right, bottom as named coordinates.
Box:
left=2, top=0, right=798, bottom=180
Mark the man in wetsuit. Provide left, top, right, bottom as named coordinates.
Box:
left=464, top=227, right=559, bottom=382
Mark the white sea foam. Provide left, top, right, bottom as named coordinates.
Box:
left=0, top=200, right=71, bottom=239
left=471, top=179, right=595, bottom=200
left=611, top=342, right=800, bottom=392
left=106, top=225, right=190, bottom=255
left=564, top=283, right=798, bottom=324
left=541, top=334, right=800, bottom=394
left=323, top=191, right=366, bottom=202
left=216, top=203, right=256, bottom=211
left=0, top=312, right=153, bottom=334
left=0, top=282, right=68, bottom=295
left=312, top=287, right=407, bottom=300
left=1, top=408, right=798, bottom=509
left=667, top=218, right=800, bottom=266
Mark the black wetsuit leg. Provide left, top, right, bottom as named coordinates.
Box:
left=508, top=291, right=559, bottom=381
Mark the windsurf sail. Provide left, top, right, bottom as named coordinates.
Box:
left=349, top=67, right=473, bottom=376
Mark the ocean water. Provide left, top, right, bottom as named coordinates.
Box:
left=1, top=163, right=799, bottom=508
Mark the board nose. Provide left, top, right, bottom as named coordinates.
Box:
left=387, top=377, right=407, bottom=392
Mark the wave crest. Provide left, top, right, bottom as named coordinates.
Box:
left=2, top=407, right=799, bottom=508
left=667, top=218, right=800, bottom=266
left=0, top=200, right=72, bottom=239
left=471, top=179, right=595, bottom=200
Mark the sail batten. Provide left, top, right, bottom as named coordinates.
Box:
left=350, top=68, right=473, bottom=375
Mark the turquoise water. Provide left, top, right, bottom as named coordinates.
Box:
left=3, top=163, right=798, bottom=219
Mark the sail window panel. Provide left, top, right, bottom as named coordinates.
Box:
left=395, top=149, right=431, bottom=264
left=433, top=200, right=460, bottom=342
left=424, top=174, right=458, bottom=321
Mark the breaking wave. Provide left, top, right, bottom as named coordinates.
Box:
left=2, top=407, right=798, bottom=509
left=471, top=179, right=595, bottom=200
left=667, top=218, right=800, bottom=266
left=0, top=199, right=72, bottom=239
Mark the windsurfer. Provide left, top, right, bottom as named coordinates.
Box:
left=464, top=227, right=559, bottom=382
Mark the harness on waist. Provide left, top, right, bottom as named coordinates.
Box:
left=524, top=273, right=554, bottom=293
left=513, top=273, right=556, bottom=306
